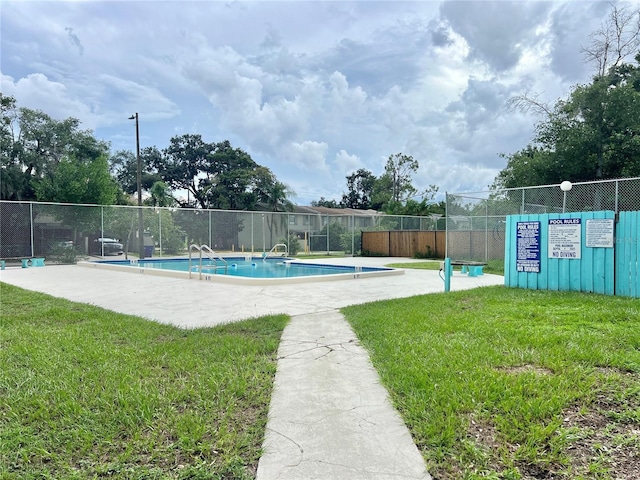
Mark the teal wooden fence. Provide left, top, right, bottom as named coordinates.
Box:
left=615, top=211, right=639, bottom=298
left=504, top=211, right=616, bottom=295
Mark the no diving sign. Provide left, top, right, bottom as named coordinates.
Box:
left=548, top=218, right=581, bottom=259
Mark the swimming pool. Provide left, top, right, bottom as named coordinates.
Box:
left=80, top=256, right=402, bottom=285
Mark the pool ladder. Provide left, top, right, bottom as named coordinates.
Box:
left=188, top=244, right=228, bottom=279
left=263, top=243, right=289, bottom=260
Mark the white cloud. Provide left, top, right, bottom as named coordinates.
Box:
left=1, top=73, right=98, bottom=128
left=284, top=140, right=329, bottom=171
left=0, top=0, right=615, bottom=204
left=334, top=150, right=362, bottom=173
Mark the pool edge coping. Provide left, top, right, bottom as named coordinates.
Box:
left=77, top=259, right=404, bottom=285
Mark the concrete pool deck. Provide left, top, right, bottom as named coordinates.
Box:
left=0, top=257, right=502, bottom=328
left=1, top=257, right=503, bottom=479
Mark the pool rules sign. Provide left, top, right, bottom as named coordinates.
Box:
left=507, top=212, right=617, bottom=295
left=516, top=221, right=541, bottom=273
left=548, top=218, right=581, bottom=259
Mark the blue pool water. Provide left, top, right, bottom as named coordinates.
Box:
left=97, top=257, right=391, bottom=279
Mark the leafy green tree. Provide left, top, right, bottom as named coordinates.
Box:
left=311, top=197, right=341, bottom=208
left=370, top=153, right=421, bottom=212
left=151, top=134, right=215, bottom=208
left=205, top=141, right=270, bottom=210
left=382, top=153, right=419, bottom=203
left=494, top=146, right=557, bottom=188
left=110, top=147, right=163, bottom=197
left=0, top=96, right=117, bottom=203
left=146, top=181, right=175, bottom=208
left=258, top=178, right=294, bottom=246
left=150, top=136, right=285, bottom=211
left=35, top=154, right=118, bottom=205
left=0, top=94, right=24, bottom=200
left=498, top=54, right=640, bottom=188
left=342, top=169, right=376, bottom=209
left=499, top=4, right=640, bottom=189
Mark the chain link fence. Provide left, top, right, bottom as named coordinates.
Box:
left=5, top=178, right=635, bottom=264
left=0, top=201, right=441, bottom=262
left=446, top=177, right=640, bottom=262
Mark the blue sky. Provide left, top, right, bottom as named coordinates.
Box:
left=1, top=1, right=632, bottom=204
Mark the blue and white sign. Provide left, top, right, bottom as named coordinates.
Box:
left=516, top=221, right=541, bottom=272
left=548, top=218, right=582, bottom=259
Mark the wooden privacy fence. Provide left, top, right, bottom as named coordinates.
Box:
left=361, top=231, right=446, bottom=258
left=616, top=211, right=640, bottom=298
left=504, top=210, right=639, bottom=298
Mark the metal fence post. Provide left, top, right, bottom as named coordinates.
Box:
left=326, top=214, right=329, bottom=254
left=29, top=202, right=34, bottom=258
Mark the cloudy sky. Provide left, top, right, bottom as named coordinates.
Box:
left=1, top=1, right=632, bottom=204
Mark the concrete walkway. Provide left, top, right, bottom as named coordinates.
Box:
left=256, top=310, right=430, bottom=480
left=1, top=258, right=503, bottom=479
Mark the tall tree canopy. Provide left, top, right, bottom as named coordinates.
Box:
left=145, top=135, right=286, bottom=210
left=110, top=147, right=163, bottom=196
left=336, top=153, right=441, bottom=215
left=498, top=4, right=640, bottom=189
left=377, top=153, right=419, bottom=206
left=341, top=168, right=376, bottom=209
left=497, top=53, right=640, bottom=189
left=0, top=94, right=119, bottom=204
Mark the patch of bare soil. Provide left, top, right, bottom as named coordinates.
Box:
left=456, top=368, right=639, bottom=479
left=561, top=407, right=640, bottom=479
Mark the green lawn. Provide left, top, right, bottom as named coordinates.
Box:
left=0, top=283, right=288, bottom=480
left=3, top=278, right=639, bottom=480
left=342, top=286, right=640, bottom=479
left=386, top=259, right=505, bottom=276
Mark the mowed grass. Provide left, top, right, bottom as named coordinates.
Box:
left=342, top=286, right=640, bottom=479
left=386, top=259, right=505, bottom=276
left=0, top=283, right=288, bottom=480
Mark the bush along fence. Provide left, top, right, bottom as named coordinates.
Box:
left=504, top=210, right=639, bottom=298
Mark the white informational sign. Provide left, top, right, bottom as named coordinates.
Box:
left=585, top=219, right=614, bottom=248
left=548, top=218, right=581, bottom=259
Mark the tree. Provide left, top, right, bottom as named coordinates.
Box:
left=146, top=181, right=175, bottom=208
left=110, top=147, right=163, bottom=198
left=150, top=136, right=284, bottom=211
left=151, top=134, right=215, bottom=208
left=342, top=168, right=377, bottom=209
left=205, top=141, right=269, bottom=210
left=494, top=146, right=557, bottom=189
left=311, top=197, right=341, bottom=208
left=258, top=177, right=294, bottom=246
left=0, top=94, right=24, bottom=200
left=498, top=54, right=640, bottom=188
left=35, top=154, right=118, bottom=205
left=582, top=3, right=640, bottom=77
left=500, top=4, right=640, bottom=189
left=0, top=96, right=118, bottom=203
left=371, top=153, right=419, bottom=212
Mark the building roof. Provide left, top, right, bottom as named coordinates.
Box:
left=292, top=205, right=381, bottom=216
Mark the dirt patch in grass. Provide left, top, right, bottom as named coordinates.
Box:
left=561, top=407, right=640, bottom=478
left=460, top=371, right=640, bottom=479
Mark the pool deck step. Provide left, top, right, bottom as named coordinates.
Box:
left=256, top=310, right=431, bottom=480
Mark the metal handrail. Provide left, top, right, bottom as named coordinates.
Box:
left=201, top=244, right=227, bottom=268
left=263, top=243, right=289, bottom=261
left=188, top=244, right=227, bottom=279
